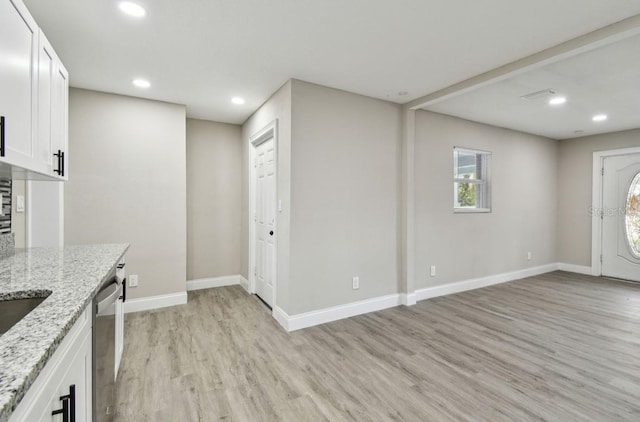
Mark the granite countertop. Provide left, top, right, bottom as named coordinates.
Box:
left=0, top=244, right=129, bottom=422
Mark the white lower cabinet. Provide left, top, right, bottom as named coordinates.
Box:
left=9, top=306, right=92, bottom=422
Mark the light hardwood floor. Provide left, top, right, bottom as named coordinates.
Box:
left=115, top=271, right=640, bottom=421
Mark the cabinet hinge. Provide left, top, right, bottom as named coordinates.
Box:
left=600, top=254, right=603, bottom=263
left=253, top=266, right=257, bottom=276
left=601, top=167, right=605, bottom=176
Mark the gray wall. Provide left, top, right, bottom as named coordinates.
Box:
left=415, top=111, right=558, bottom=288
left=186, top=119, right=242, bottom=280
left=241, top=80, right=293, bottom=306
left=65, top=88, right=187, bottom=299
left=557, top=129, right=640, bottom=266
left=287, top=80, right=402, bottom=314
left=11, top=180, right=25, bottom=248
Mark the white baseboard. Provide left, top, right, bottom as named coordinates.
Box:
left=239, top=275, right=250, bottom=292
left=273, top=306, right=290, bottom=331
left=187, top=275, right=241, bottom=291
left=275, top=293, right=402, bottom=332
left=557, top=262, right=593, bottom=275
left=124, top=292, right=187, bottom=314
left=400, top=292, right=417, bottom=306
left=415, top=263, right=558, bottom=302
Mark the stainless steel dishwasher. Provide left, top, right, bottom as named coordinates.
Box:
left=93, top=267, right=124, bottom=422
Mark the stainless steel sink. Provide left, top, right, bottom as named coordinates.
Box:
left=0, top=297, right=48, bottom=335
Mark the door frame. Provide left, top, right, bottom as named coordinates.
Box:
left=591, top=146, right=640, bottom=276
left=248, top=119, right=278, bottom=309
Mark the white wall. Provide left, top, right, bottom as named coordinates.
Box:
left=27, top=181, right=63, bottom=247
left=65, top=88, right=187, bottom=299
left=186, top=119, right=242, bottom=280
left=287, top=80, right=402, bottom=314
left=557, top=128, right=640, bottom=266
left=414, top=111, right=558, bottom=288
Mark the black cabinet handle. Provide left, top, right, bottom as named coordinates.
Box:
left=51, top=394, right=69, bottom=422
left=117, top=263, right=125, bottom=269
left=54, top=149, right=64, bottom=176
left=269, top=230, right=274, bottom=236
left=59, top=384, right=76, bottom=422
left=0, top=116, right=5, bottom=157
left=120, top=278, right=126, bottom=303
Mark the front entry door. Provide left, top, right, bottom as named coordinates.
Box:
left=254, top=137, right=276, bottom=306
left=601, top=153, right=640, bottom=282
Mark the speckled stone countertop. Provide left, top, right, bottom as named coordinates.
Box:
left=0, top=244, right=129, bottom=422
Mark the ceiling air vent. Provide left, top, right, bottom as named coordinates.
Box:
left=520, top=89, right=557, bottom=101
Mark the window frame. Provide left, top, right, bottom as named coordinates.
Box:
left=453, top=147, right=492, bottom=213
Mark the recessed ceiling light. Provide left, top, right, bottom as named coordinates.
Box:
left=549, top=96, right=567, bottom=105
left=119, top=2, right=146, bottom=18
left=231, top=97, right=245, bottom=105
left=132, top=79, right=150, bottom=88
left=592, top=114, right=608, bottom=122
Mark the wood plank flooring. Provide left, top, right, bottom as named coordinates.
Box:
left=114, top=271, right=640, bottom=421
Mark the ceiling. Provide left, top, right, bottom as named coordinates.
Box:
left=424, top=33, right=640, bottom=140
left=22, top=0, right=640, bottom=125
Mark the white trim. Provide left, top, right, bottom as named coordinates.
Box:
left=273, top=306, right=290, bottom=331
left=272, top=263, right=598, bottom=332
left=415, top=263, right=557, bottom=301
left=186, top=275, right=241, bottom=291
left=275, top=294, right=402, bottom=332
left=557, top=263, right=592, bottom=275
left=239, top=275, right=250, bottom=292
left=123, top=292, right=187, bottom=314
left=400, top=292, right=417, bottom=306
left=592, top=147, right=640, bottom=277
left=248, top=119, right=278, bottom=307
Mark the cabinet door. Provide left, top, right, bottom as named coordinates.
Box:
left=12, top=327, right=93, bottom=422
left=35, top=30, right=54, bottom=174
left=52, top=329, right=92, bottom=422
left=32, top=330, right=92, bottom=422
left=51, top=58, right=68, bottom=179
left=0, top=0, right=37, bottom=167
left=36, top=30, right=68, bottom=178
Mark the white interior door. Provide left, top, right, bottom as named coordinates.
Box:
left=601, top=153, right=640, bottom=282
left=254, top=137, right=276, bottom=306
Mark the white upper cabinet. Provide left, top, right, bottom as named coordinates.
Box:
left=0, top=0, right=68, bottom=180
left=50, top=53, right=69, bottom=180
left=0, top=0, right=38, bottom=169
left=36, top=30, right=68, bottom=179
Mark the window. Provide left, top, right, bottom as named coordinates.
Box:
left=454, top=147, right=491, bottom=212
left=626, top=171, right=640, bottom=258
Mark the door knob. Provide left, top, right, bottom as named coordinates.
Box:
left=269, top=231, right=274, bottom=236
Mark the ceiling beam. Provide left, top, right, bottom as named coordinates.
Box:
left=405, top=14, right=640, bottom=110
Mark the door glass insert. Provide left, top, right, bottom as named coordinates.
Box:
left=626, top=172, right=640, bottom=258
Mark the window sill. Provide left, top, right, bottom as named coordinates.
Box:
left=454, top=208, right=491, bottom=214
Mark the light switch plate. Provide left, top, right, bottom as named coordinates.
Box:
left=16, top=195, right=25, bottom=213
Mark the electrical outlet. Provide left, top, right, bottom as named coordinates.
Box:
left=128, top=274, right=139, bottom=287
left=352, top=276, right=359, bottom=290
left=527, top=252, right=532, bottom=261
left=430, top=265, right=436, bottom=277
